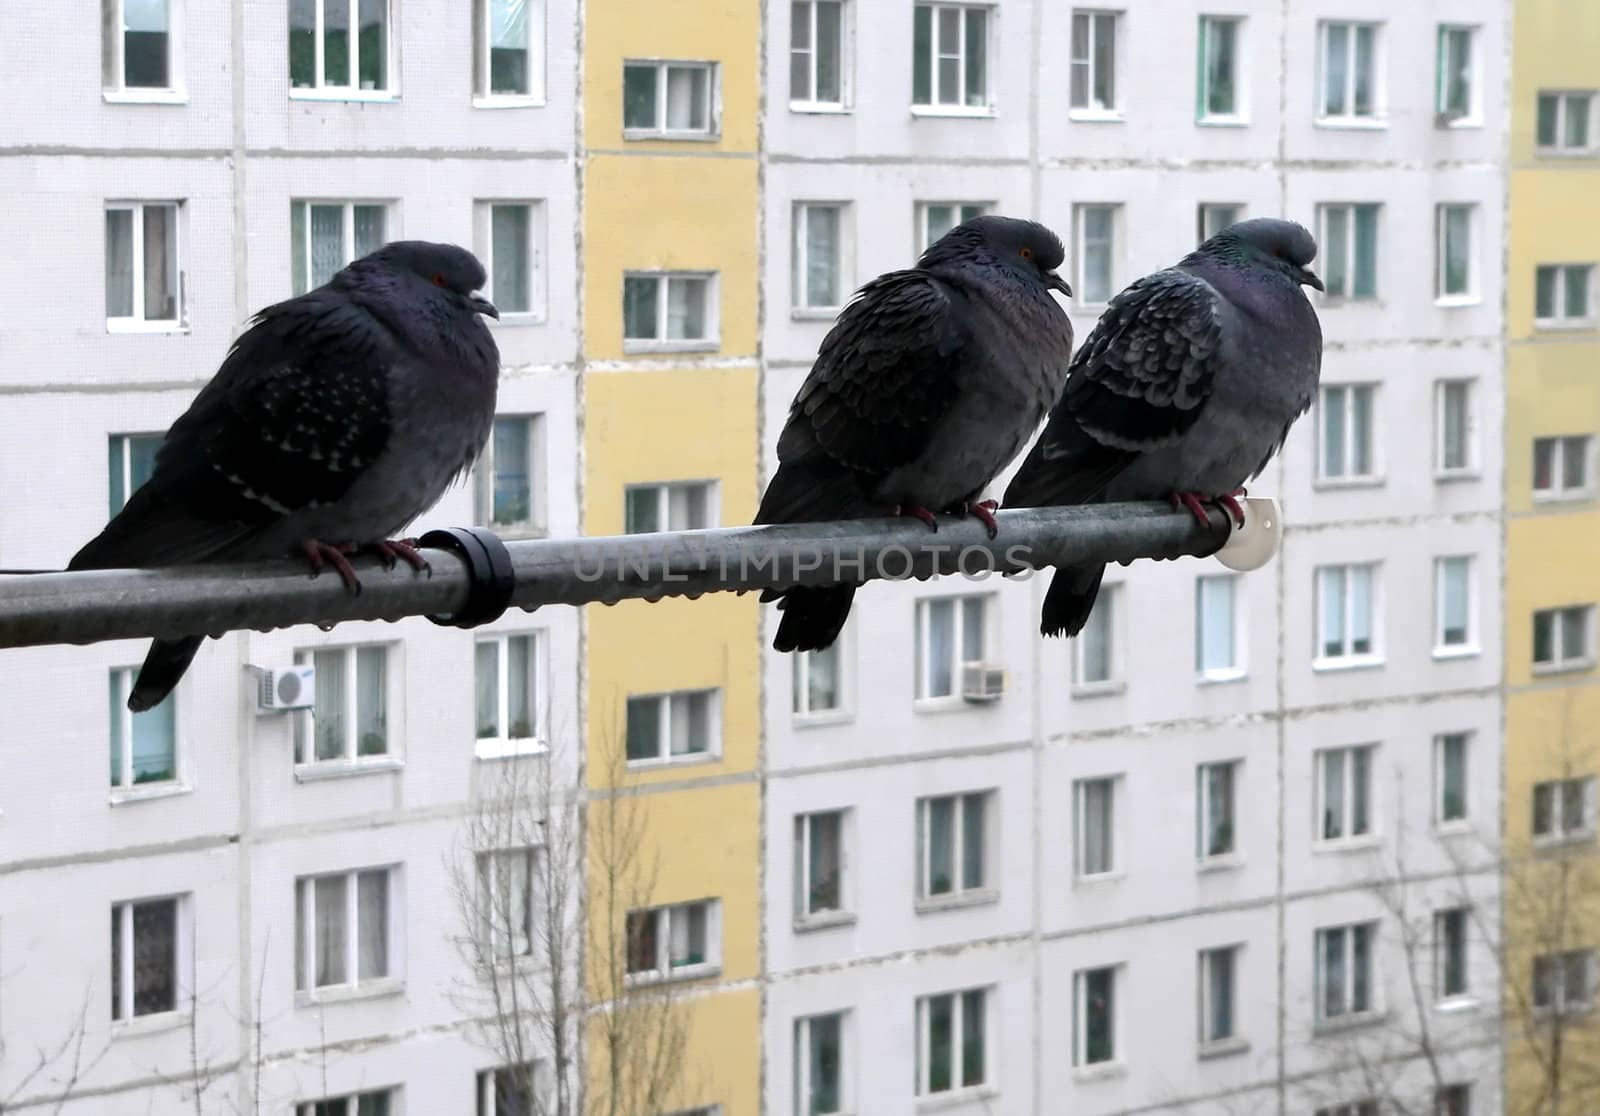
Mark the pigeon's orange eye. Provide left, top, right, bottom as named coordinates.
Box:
left=1020, top=247, right=1034, bottom=261
left=432, top=273, right=447, bottom=287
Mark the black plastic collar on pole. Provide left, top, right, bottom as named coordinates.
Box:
left=418, top=527, right=516, bottom=629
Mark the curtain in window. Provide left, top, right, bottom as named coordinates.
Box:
left=355, top=646, right=386, bottom=755
left=807, top=1013, right=841, bottom=1113
left=926, top=797, right=953, bottom=894
left=106, top=209, right=135, bottom=317
left=668, top=483, right=707, bottom=529
left=1567, top=267, right=1592, bottom=320
left=960, top=597, right=985, bottom=663
left=475, top=641, right=499, bottom=738
left=493, top=419, right=531, bottom=525
left=1319, top=568, right=1346, bottom=657
left=1197, top=577, right=1235, bottom=671
left=123, top=0, right=169, bottom=88
left=925, top=600, right=954, bottom=698
left=313, top=649, right=347, bottom=760
left=491, top=205, right=531, bottom=314
left=1081, top=207, right=1113, bottom=304
left=1089, top=13, right=1113, bottom=110
left=1352, top=207, right=1378, bottom=297
left=1352, top=26, right=1375, bottom=115
left=1322, top=928, right=1346, bottom=1016
left=315, top=875, right=347, bottom=985
left=664, top=66, right=706, bottom=130
left=1322, top=750, right=1345, bottom=839
left=962, top=8, right=985, bottom=107
left=1324, top=25, right=1349, bottom=114
left=507, top=635, right=533, bottom=737
left=1566, top=98, right=1592, bottom=148
left=669, top=903, right=705, bottom=966
left=1441, top=560, right=1469, bottom=642
left=310, top=204, right=345, bottom=290
left=1348, top=567, right=1373, bottom=653
left=1081, top=781, right=1110, bottom=873
left=808, top=813, right=840, bottom=912
left=666, top=278, right=706, bottom=339
left=1207, top=949, right=1234, bottom=1039
left=806, top=644, right=839, bottom=711
left=1204, top=764, right=1233, bottom=856
left=1561, top=606, right=1587, bottom=660
left=357, top=870, right=388, bottom=979
left=488, top=0, right=530, bottom=94
left=131, top=691, right=176, bottom=782
left=353, top=204, right=386, bottom=258
left=1322, top=208, right=1349, bottom=296
left=804, top=206, right=839, bottom=307
left=1079, top=597, right=1111, bottom=682
left=667, top=691, right=698, bottom=755
left=109, top=674, right=125, bottom=785
left=131, top=899, right=177, bottom=1015
left=960, top=794, right=985, bottom=889
left=1443, top=207, right=1470, bottom=295
left=934, top=8, right=960, bottom=105
left=813, top=1, right=841, bottom=103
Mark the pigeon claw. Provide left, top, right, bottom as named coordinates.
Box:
left=368, top=539, right=432, bottom=578
left=1215, top=493, right=1247, bottom=528
left=960, top=499, right=1001, bottom=540
left=893, top=504, right=940, bottom=532
left=299, top=539, right=363, bottom=596
left=1167, top=491, right=1214, bottom=528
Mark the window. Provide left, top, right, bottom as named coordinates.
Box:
left=1533, top=950, right=1595, bottom=1016
left=1535, top=264, right=1595, bottom=326
left=103, top=0, right=181, bottom=94
left=625, top=689, right=718, bottom=763
left=1074, top=777, right=1116, bottom=877
left=1436, top=204, right=1475, bottom=300
left=1073, top=583, right=1118, bottom=688
left=108, top=433, right=162, bottom=515
left=1433, top=557, right=1475, bottom=653
left=105, top=202, right=182, bottom=328
left=1435, top=907, right=1469, bottom=1000
left=790, top=0, right=846, bottom=109
left=793, top=643, right=843, bottom=717
left=1197, top=16, right=1241, bottom=120
left=1069, top=10, right=1117, bottom=114
left=476, top=416, right=545, bottom=535
left=625, top=900, right=718, bottom=979
left=916, top=792, right=991, bottom=900
left=288, top=0, right=391, bottom=94
left=1435, top=26, right=1477, bottom=122
left=295, top=868, right=394, bottom=992
left=1532, top=606, right=1594, bottom=672
left=1317, top=21, right=1380, bottom=121
left=918, top=202, right=990, bottom=253
left=1318, top=384, right=1377, bottom=481
left=473, top=0, right=542, bottom=101
left=795, top=1011, right=845, bottom=1115
left=475, top=633, right=544, bottom=756
left=793, top=203, right=846, bottom=312
left=1434, top=733, right=1469, bottom=826
left=1198, top=203, right=1242, bottom=245
left=110, top=896, right=182, bottom=1020
left=109, top=669, right=177, bottom=789
left=1532, top=776, right=1596, bottom=842
left=1196, top=574, right=1243, bottom=679
left=477, top=848, right=537, bottom=959
left=1197, top=760, right=1238, bottom=861
left=624, top=482, right=716, bottom=533
left=294, top=646, right=389, bottom=764
left=915, top=988, right=987, bottom=1094
left=291, top=201, right=388, bottom=295
left=622, top=272, right=717, bottom=347
left=1316, top=744, right=1373, bottom=843
left=1317, top=204, right=1379, bottom=300
left=914, top=596, right=990, bottom=701
left=297, top=1089, right=393, bottom=1116
left=1198, top=946, right=1239, bottom=1045
left=1073, top=966, right=1117, bottom=1065
left=911, top=4, right=990, bottom=111
left=478, top=202, right=543, bottom=317
left=1537, top=91, right=1597, bottom=153
left=795, top=810, right=846, bottom=921
left=1315, top=922, right=1376, bottom=1022
left=1316, top=1104, right=1378, bottom=1116
left=476, top=1065, right=542, bottom=1116
left=1074, top=204, right=1118, bottom=305
left=1435, top=380, right=1476, bottom=475
left=1315, top=564, right=1378, bottom=664
left=622, top=61, right=717, bottom=137
left=1435, top=1085, right=1471, bottom=1116
left=1533, top=436, right=1593, bottom=499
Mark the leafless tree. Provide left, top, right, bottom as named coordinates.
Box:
left=0, top=985, right=108, bottom=1115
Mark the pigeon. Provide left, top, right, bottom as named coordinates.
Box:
left=755, top=215, right=1076, bottom=653
left=71, top=241, right=501, bottom=711
left=1003, top=217, right=1324, bottom=638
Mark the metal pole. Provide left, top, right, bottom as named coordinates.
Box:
left=0, top=503, right=1233, bottom=650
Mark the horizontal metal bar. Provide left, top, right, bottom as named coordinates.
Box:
left=0, top=503, right=1232, bottom=650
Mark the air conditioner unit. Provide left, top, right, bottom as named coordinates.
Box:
left=256, top=665, right=316, bottom=714
left=961, top=663, right=1006, bottom=704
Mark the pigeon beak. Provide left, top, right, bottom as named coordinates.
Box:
left=1298, top=267, right=1325, bottom=293
left=469, top=294, right=500, bottom=320
left=1045, top=271, right=1074, bottom=298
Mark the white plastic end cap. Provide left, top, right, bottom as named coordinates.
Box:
left=1214, top=497, right=1282, bottom=572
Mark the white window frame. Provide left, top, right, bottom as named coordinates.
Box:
left=624, top=689, right=721, bottom=765
left=475, top=200, right=547, bottom=321
left=473, top=0, right=546, bottom=106
left=1073, top=776, right=1118, bottom=879
left=1532, top=775, right=1597, bottom=845
left=294, top=866, right=400, bottom=996
left=789, top=0, right=851, bottom=111
left=474, top=631, right=547, bottom=759
left=1315, top=744, right=1376, bottom=847
left=110, top=894, right=190, bottom=1024
left=910, top=3, right=993, bottom=115
left=1316, top=20, right=1384, bottom=125
left=1533, top=435, right=1594, bottom=501
left=475, top=414, right=546, bottom=536
left=1434, top=379, right=1478, bottom=478
left=1071, top=582, right=1121, bottom=693
left=913, top=595, right=993, bottom=705
left=476, top=1064, right=547, bottom=1116
left=1532, top=605, right=1595, bottom=673
left=1068, top=9, right=1119, bottom=117
left=916, top=201, right=992, bottom=254
left=1195, top=574, right=1245, bottom=682
left=1072, top=965, right=1120, bottom=1067
left=288, top=0, right=397, bottom=100
left=1197, top=15, right=1245, bottom=124
left=1433, top=556, right=1477, bottom=657
left=1073, top=203, right=1120, bottom=307
left=295, top=1088, right=396, bottom=1116
left=621, top=60, right=720, bottom=139
left=105, top=201, right=184, bottom=332
left=623, top=480, right=719, bottom=533
left=792, top=638, right=849, bottom=722
left=293, top=644, right=395, bottom=771
left=914, top=987, right=990, bottom=1095
left=915, top=791, right=994, bottom=904
left=1196, top=759, right=1240, bottom=864
left=1434, top=25, right=1480, bottom=126
left=1317, top=383, right=1380, bottom=484
left=792, top=202, right=850, bottom=316
left=1315, top=921, right=1379, bottom=1024
left=1536, top=91, right=1599, bottom=155
left=794, top=1010, right=849, bottom=1115
left=1316, top=203, right=1381, bottom=302
left=1534, top=263, right=1597, bottom=328
left=290, top=199, right=392, bottom=296
left=1198, top=944, right=1241, bottom=1048
left=1432, top=732, right=1470, bottom=829
left=794, top=809, right=850, bottom=925
left=621, top=271, right=720, bottom=352
left=102, top=0, right=186, bottom=101
left=1435, top=204, right=1477, bottom=304
left=1314, top=563, right=1382, bottom=669
left=623, top=899, right=722, bottom=983
left=1434, top=906, right=1470, bottom=1003
left=476, top=846, right=540, bottom=961
left=109, top=667, right=183, bottom=797
left=1198, top=203, right=1244, bottom=245
left=108, top=431, right=164, bottom=515
left=1533, top=949, right=1597, bottom=1018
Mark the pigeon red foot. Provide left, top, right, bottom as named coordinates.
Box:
left=366, top=538, right=431, bottom=575
left=1168, top=489, right=1248, bottom=529
left=299, top=539, right=362, bottom=594
left=893, top=504, right=941, bottom=531
left=945, top=499, right=1000, bottom=539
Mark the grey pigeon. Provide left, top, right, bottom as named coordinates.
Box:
left=71, top=241, right=501, bottom=711
left=756, top=215, right=1075, bottom=653
left=1003, top=218, right=1324, bottom=637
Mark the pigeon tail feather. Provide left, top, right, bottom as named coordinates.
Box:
left=129, top=636, right=202, bottom=712
left=1039, top=565, right=1105, bottom=639
left=772, top=585, right=856, bottom=653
